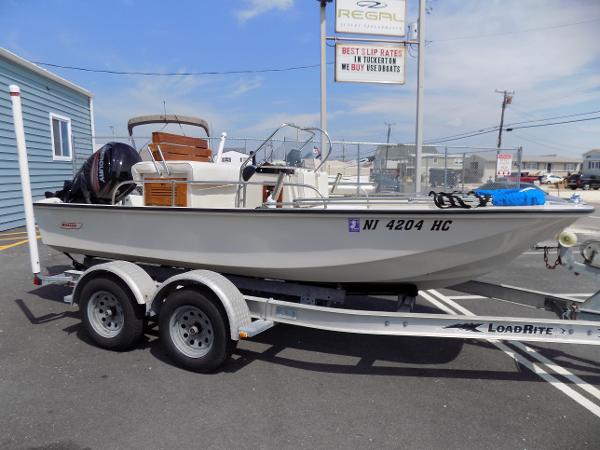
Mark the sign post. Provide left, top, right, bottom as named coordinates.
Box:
left=319, top=0, right=330, bottom=159
left=320, top=0, right=425, bottom=193
left=414, top=0, right=425, bottom=193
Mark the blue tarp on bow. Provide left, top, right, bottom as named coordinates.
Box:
left=475, top=187, right=546, bottom=206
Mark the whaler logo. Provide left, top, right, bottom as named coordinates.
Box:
left=60, top=222, right=82, bottom=230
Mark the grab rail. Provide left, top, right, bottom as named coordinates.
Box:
left=236, top=123, right=333, bottom=207
left=111, top=179, right=326, bottom=208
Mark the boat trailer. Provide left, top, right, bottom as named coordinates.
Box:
left=29, top=239, right=600, bottom=372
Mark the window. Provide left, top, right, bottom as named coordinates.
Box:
left=565, top=163, right=577, bottom=172
left=49, top=113, right=72, bottom=160
left=524, top=162, right=538, bottom=170
left=222, top=157, right=231, bottom=163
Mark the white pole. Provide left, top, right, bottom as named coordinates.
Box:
left=215, top=131, right=227, bottom=163
left=320, top=1, right=327, bottom=159
left=414, top=0, right=426, bottom=194
left=9, top=85, right=41, bottom=276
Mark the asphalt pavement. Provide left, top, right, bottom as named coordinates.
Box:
left=1, top=211, right=599, bottom=450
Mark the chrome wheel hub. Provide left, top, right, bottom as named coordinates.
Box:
left=169, top=306, right=214, bottom=358
left=87, top=290, right=124, bottom=338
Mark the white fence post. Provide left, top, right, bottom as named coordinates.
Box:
left=9, top=85, right=41, bottom=276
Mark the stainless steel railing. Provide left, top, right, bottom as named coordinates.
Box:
left=236, top=123, right=333, bottom=207
left=111, top=178, right=326, bottom=208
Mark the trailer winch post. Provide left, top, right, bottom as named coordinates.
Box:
left=9, top=85, right=41, bottom=278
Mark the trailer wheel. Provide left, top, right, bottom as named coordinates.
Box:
left=159, top=288, right=235, bottom=372
left=79, top=276, right=145, bottom=351
left=583, top=183, right=591, bottom=190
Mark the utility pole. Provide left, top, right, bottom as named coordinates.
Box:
left=494, top=89, right=514, bottom=181
left=495, top=89, right=514, bottom=149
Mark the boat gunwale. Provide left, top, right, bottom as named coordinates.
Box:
left=33, top=201, right=594, bottom=216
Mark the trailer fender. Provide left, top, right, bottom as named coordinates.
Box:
left=150, top=270, right=251, bottom=341
left=73, top=261, right=156, bottom=307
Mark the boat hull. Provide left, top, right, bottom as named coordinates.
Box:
left=34, top=202, right=592, bottom=289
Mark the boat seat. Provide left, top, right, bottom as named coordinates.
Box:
left=150, top=131, right=212, bottom=162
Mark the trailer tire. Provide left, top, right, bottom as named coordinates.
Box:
left=79, top=276, right=145, bottom=351
left=159, top=288, right=236, bottom=373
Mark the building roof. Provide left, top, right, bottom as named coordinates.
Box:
left=0, top=47, right=93, bottom=98
left=465, top=152, right=581, bottom=163
left=374, top=144, right=439, bottom=160
left=583, top=149, right=600, bottom=158
left=522, top=154, right=582, bottom=163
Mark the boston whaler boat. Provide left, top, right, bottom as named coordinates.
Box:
left=34, top=115, right=593, bottom=290
left=10, top=88, right=598, bottom=372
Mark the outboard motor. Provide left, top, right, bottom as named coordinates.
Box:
left=48, top=142, right=141, bottom=204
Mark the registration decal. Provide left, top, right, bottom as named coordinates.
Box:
left=348, top=218, right=361, bottom=232
left=348, top=218, right=453, bottom=232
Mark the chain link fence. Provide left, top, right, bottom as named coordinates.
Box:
left=74, top=134, right=525, bottom=195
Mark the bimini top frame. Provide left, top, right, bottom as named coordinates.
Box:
left=127, top=114, right=210, bottom=137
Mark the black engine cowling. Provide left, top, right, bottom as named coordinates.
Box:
left=47, top=142, right=141, bottom=204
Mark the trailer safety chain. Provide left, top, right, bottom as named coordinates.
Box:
left=543, top=246, right=562, bottom=269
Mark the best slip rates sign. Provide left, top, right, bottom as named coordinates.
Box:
left=335, top=43, right=405, bottom=84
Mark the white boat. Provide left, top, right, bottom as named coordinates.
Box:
left=34, top=118, right=594, bottom=290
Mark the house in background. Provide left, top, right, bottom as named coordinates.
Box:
left=219, top=150, right=248, bottom=164
left=582, top=149, right=600, bottom=177
left=521, top=155, right=580, bottom=177
left=464, top=152, right=581, bottom=183
left=0, top=48, right=94, bottom=231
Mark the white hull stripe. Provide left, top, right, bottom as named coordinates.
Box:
left=421, top=289, right=600, bottom=418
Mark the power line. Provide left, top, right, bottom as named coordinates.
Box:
left=32, top=61, right=334, bottom=76
left=506, top=115, right=600, bottom=130
left=432, top=17, right=600, bottom=42
left=29, top=15, right=600, bottom=77
left=506, top=109, right=600, bottom=126
left=425, top=108, right=600, bottom=144
left=424, top=125, right=499, bottom=144
left=426, top=129, right=499, bottom=144
left=508, top=131, right=586, bottom=153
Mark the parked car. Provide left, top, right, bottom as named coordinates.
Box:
left=477, top=181, right=543, bottom=191
left=506, top=172, right=542, bottom=184
left=566, top=173, right=600, bottom=190
left=541, top=174, right=563, bottom=184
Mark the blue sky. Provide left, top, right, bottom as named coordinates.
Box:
left=1, top=0, right=599, bottom=157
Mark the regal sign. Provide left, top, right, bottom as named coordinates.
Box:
left=335, top=0, right=406, bottom=37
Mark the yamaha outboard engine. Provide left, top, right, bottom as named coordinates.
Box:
left=48, top=142, right=141, bottom=204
